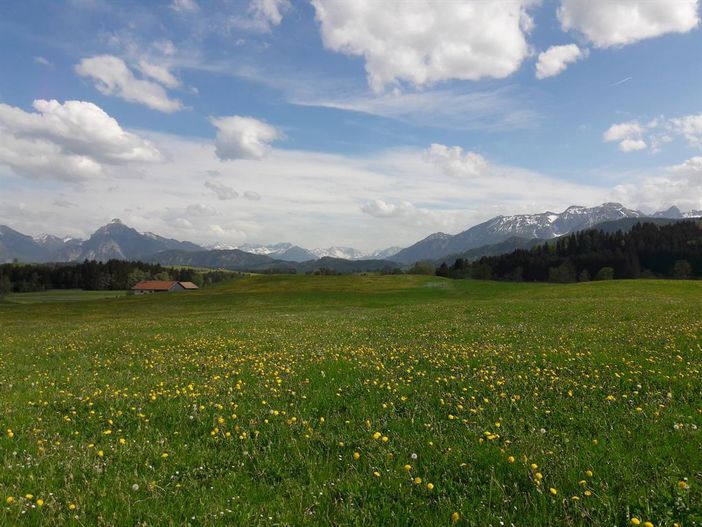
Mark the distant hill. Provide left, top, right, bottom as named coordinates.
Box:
left=455, top=220, right=702, bottom=282
left=143, top=249, right=398, bottom=273
left=141, top=249, right=293, bottom=271
left=436, top=236, right=546, bottom=265
left=0, top=225, right=48, bottom=262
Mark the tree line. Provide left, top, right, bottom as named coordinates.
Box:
left=436, top=221, right=701, bottom=282
left=0, top=260, right=238, bottom=296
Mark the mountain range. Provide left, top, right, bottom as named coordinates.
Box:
left=394, top=203, right=701, bottom=264
left=1, top=203, right=700, bottom=268
left=209, top=242, right=402, bottom=262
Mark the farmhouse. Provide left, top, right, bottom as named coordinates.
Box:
left=131, top=280, right=199, bottom=294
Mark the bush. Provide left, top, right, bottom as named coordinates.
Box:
left=595, top=267, right=614, bottom=281
left=408, top=261, right=436, bottom=276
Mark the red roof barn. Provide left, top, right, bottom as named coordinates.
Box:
left=131, top=280, right=199, bottom=294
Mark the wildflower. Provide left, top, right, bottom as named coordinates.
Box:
left=403, top=464, right=412, bottom=472
left=585, top=470, right=593, bottom=478
left=413, top=477, right=422, bottom=485
left=36, top=499, right=44, bottom=507
left=643, top=522, right=654, bottom=527
left=132, top=484, right=139, bottom=492
left=353, top=452, right=360, bottom=461
left=677, top=480, right=689, bottom=490
left=6, top=496, right=14, bottom=505
left=161, top=453, right=169, bottom=459
left=426, top=483, right=434, bottom=490
left=6, top=429, right=14, bottom=439
left=507, top=456, right=515, bottom=464
left=25, top=494, right=33, bottom=500
left=373, top=471, right=380, bottom=477
left=68, top=503, right=76, bottom=511
left=97, top=450, right=104, bottom=457
left=451, top=511, right=460, bottom=523
left=549, top=487, right=557, bottom=496
left=630, top=519, right=641, bottom=526
left=372, top=432, right=381, bottom=440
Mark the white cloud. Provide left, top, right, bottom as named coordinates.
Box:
left=603, top=121, right=648, bottom=152
left=294, top=86, right=538, bottom=131
left=0, top=99, right=163, bottom=181
left=249, top=0, right=289, bottom=27
left=171, top=0, right=199, bottom=13
left=205, top=180, right=239, bottom=200
left=604, top=113, right=702, bottom=153
left=668, top=155, right=702, bottom=176
left=244, top=191, right=262, bottom=201
left=361, top=199, right=415, bottom=218
left=618, top=138, right=647, bottom=152
left=137, top=60, right=181, bottom=89
left=613, top=156, right=702, bottom=212
left=33, top=56, right=53, bottom=68
left=9, top=130, right=701, bottom=254
left=425, top=143, right=488, bottom=177
left=75, top=55, right=183, bottom=113
left=311, top=0, right=538, bottom=91
left=210, top=115, right=280, bottom=161
left=668, top=114, right=702, bottom=148
left=558, top=0, right=700, bottom=48
left=535, top=44, right=587, bottom=79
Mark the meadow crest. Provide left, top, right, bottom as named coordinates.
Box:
left=0, top=275, right=700, bottom=526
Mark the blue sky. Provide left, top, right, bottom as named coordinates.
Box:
left=0, top=0, right=701, bottom=251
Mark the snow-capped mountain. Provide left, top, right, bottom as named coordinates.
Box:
left=392, top=202, right=693, bottom=264
left=311, top=247, right=366, bottom=260
left=211, top=243, right=402, bottom=262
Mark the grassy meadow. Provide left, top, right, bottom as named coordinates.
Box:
left=0, top=275, right=700, bottom=526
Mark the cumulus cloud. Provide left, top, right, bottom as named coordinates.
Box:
left=205, top=180, right=239, bottom=200
left=535, top=44, right=588, bottom=79
left=425, top=143, right=488, bottom=177
left=244, top=191, right=262, bottom=201
left=210, top=115, right=280, bottom=161
left=0, top=99, right=163, bottom=180
left=311, top=0, right=537, bottom=91
left=558, top=0, right=700, bottom=48
left=603, top=121, right=648, bottom=152
left=75, top=55, right=183, bottom=113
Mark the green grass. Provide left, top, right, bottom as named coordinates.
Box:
left=0, top=275, right=700, bottom=526
left=2, top=289, right=127, bottom=304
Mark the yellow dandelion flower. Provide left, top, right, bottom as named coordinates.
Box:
left=630, top=519, right=641, bottom=526
left=507, top=456, right=515, bottom=464
left=413, top=477, right=422, bottom=485
left=451, top=511, right=460, bottom=523
left=6, top=496, right=14, bottom=505
left=36, top=499, right=44, bottom=507
left=426, top=483, right=434, bottom=490
left=353, top=452, right=360, bottom=460
left=549, top=487, right=557, bottom=496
